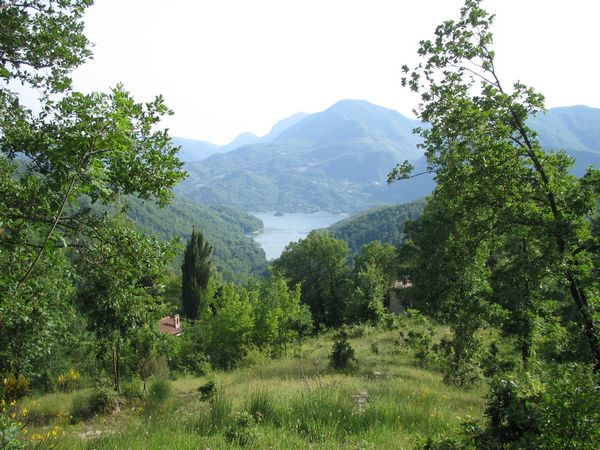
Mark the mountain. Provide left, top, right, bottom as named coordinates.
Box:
left=171, top=137, right=221, bottom=162
left=328, top=199, right=426, bottom=254
left=172, top=112, right=309, bottom=162
left=220, top=112, right=309, bottom=152
left=176, top=101, right=599, bottom=213
left=220, top=132, right=262, bottom=153
left=178, top=100, right=429, bottom=212
left=528, top=105, right=600, bottom=175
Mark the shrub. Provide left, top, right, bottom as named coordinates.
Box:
left=432, top=334, right=482, bottom=388
left=404, top=330, right=432, bottom=367
left=0, top=399, right=25, bottom=450
left=370, top=341, right=381, bottom=355
left=90, top=386, right=119, bottom=414
left=148, top=377, right=172, bottom=403
left=224, top=411, right=257, bottom=447
left=198, top=380, right=217, bottom=401
left=186, top=352, right=212, bottom=376
left=72, top=386, right=119, bottom=420
left=382, top=313, right=401, bottom=330
left=1, top=374, right=30, bottom=401
left=121, top=379, right=143, bottom=400
left=480, top=341, right=515, bottom=378
left=329, top=327, right=356, bottom=370
left=466, top=364, right=600, bottom=449
left=56, top=369, right=81, bottom=393
left=239, top=346, right=270, bottom=368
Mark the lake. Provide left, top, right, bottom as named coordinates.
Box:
left=250, top=212, right=348, bottom=260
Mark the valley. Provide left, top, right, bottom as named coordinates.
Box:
left=2, top=2, right=600, bottom=449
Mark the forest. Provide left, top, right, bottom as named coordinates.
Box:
left=1, top=1, right=599, bottom=449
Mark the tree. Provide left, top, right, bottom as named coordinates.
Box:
left=402, top=195, right=492, bottom=386
left=0, top=1, right=186, bottom=382
left=77, top=221, right=176, bottom=391
left=353, top=240, right=398, bottom=289
left=251, top=276, right=313, bottom=355
left=181, top=228, right=213, bottom=320
left=201, top=283, right=255, bottom=369
left=390, top=0, right=600, bottom=371
left=346, top=262, right=387, bottom=325
left=273, top=231, right=351, bottom=328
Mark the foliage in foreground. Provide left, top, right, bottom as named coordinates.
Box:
left=425, top=364, right=600, bottom=450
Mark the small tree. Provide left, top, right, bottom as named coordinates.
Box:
left=77, top=221, right=175, bottom=392
left=347, top=262, right=387, bottom=325
left=181, top=228, right=212, bottom=320
left=329, top=326, right=356, bottom=370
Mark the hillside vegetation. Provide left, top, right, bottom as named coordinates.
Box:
left=122, top=196, right=267, bottom=281
left=20, top=322, right=486, bottom=450
left=329, top=199, right=426, bottom=254
left=2, top=2, right=599, bottom=450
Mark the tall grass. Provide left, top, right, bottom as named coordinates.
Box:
left=23, top=326, right=486, bottom=449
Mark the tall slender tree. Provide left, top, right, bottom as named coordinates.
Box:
left=181, top=228, right=213, bottom=320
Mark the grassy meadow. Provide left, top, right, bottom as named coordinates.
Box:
left=18, top=326, right=485, bottom=449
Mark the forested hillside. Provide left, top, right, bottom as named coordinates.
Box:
left=328, top=199, right=426, bottom=254
left=120, top=196, right=267, bottom=281
left=2, top=2, right=599, bottom=450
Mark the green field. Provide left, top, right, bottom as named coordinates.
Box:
left=18, top=327, right=484, bottom=450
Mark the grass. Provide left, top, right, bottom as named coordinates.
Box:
left=19, top=327, right=486, bottom=449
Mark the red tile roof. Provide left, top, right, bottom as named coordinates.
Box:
left=159, top=315, right=183, bottom=336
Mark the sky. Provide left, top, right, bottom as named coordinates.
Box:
left=70, top=0, right=600, bottom=145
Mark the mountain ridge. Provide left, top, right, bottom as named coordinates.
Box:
left=176, top=101, right=599, bottom=212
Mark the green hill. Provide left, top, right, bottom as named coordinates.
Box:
left=328, top=199, right=426, bottom=254
left=122, top=196, right=267, bottom=281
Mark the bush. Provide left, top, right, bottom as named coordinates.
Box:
left=1, top=374, right=30, bottom=401
left=72, top=386, right=119, bottom=420
left=198, top=380, right=217, bottom=401
left=480, top=341, right=515, bottom=378
left=224, top=411, right=257, bottom=447
left=148, top=377, right=172, bottom=403
left=472, top=364, right=600, bottom=449
left=370, top=341, right=381, bottom=355
left=56, top=369, right=81, bottom=393
left=432, top=334, right=482, bottom=388
left=186, top=352, right=212, bottom=376
left=121, top=379, right=143, bottom=400
left=0, top=399, right=26, bottom=450
left=404, top=330, right=433, bottom=367
left=329, top=327, right=356, bottom=370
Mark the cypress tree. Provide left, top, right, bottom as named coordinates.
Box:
left=181, top=227, right=212, bottom=320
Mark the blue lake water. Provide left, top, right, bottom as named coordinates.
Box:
left=250, top=212, right=348, bottom=260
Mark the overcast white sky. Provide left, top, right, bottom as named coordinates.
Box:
left=71, top=0, right=600, bottom=145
